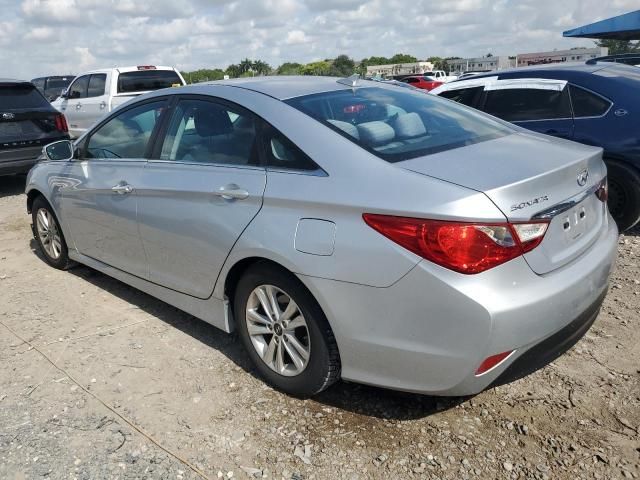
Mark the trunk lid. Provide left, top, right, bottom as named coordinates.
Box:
left=0, top=109, right=66, bottom=148
left=398, top=131, right=608, bottom=274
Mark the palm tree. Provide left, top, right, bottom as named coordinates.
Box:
left=252, top=60, right=272, bottom=76
left=239, top=58, right=254, bottom=74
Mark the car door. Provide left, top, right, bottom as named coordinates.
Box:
left=136, top=96, right=266, bottom=298
left=58, top=75, right=89, bottom=138
left=81, top=73, right=109, bottom=130
left=58, top=98, right=169, bottom=277
left=479, top=80, right=574, bottom=139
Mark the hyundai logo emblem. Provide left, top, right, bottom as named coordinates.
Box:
left=1, top=112, right=15, bottom=120
left=577, top=169, right=589, bottom=187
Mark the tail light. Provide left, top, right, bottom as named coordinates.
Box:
left=595, top=177, right=608, bottom=203
left=362, top=214, right=549, bottom=274
left=54, top=114, right=68, bottom=133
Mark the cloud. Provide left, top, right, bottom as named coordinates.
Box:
left=2, top=0, right=634, bottom=79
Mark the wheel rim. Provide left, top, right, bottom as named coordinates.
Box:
left=246, top=284, right=310, bottom=377
left=36, top=208, right=62, bottom=260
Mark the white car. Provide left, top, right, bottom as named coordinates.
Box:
left=51, top=65, right=185, bottom=138
left=424, top=70, right=458, bottom=83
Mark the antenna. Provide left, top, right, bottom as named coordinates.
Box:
left=337, top=74, right=361, bottom=88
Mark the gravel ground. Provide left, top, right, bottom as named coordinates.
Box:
left=1, top=174, right=638, bottom=480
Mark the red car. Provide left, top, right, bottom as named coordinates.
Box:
left=400, top=75, right=443, bottom=91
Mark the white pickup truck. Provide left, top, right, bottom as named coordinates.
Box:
left=423, top=70, right=458, bottom=83
left=51, top=65, right=186, bottom=138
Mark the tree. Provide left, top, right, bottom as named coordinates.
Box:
left=181, top=69, right=226, bottom=84
left=427, top=56, right=446, bottom=70
left=389, top=53, right=417, bottom=64
left=594, top=39, right=640, bottom=55
left=330, top=54, right=356, bottom=76
left=239, top=58, right=254, bottom=74
left=301, top=61, right=332, bottom=76
left=225, top=64, right=242, bottom=78
left=276, top=62, right=303, bottom=75
left=252, top=60, right=272, bottom=76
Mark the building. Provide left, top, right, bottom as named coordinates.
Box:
left=366, top=61, right=434, bottom=77
left=447, top=56, right=515, bottom=74
left=516, top=47, right=608, bottom=67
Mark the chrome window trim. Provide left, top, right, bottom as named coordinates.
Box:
left=567, top=84, right=613, bottom=120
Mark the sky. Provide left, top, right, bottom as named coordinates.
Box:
left=2, top=0, right=637, bottom=79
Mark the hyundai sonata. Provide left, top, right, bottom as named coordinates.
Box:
left=26, top=76, right=617, bottom=397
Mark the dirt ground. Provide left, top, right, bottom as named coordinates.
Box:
left=1, top=174, right=638, bottom=480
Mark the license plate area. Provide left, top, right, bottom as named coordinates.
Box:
left=561, top=204, right=588, bottom=242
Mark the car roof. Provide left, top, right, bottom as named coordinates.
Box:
left=452, top=61, right=629, bottom=82
left=0, top=78, right=29, bottom=84
left=200, top=75, right=381, bottom=100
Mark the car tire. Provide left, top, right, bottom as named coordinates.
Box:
left=32, top=196, right=71, bottom=270
left=605, top=160, right=640, bottom=232
left=234, top=262, right=341, bottom=397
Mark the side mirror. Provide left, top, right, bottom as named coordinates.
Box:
left=43, top=140, right=74, bottom=161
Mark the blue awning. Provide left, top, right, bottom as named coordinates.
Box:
left=563, top=10, right=640, bottom=40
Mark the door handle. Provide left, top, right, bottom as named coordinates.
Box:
left=100, top=101, right=106, bottom=109
left=75, top=103, right=82, bottom=110
left=111, top=183, right=133, bottom=195
left=213, top=184, right=249, bottom=200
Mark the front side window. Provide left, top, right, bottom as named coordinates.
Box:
left=483, top=88, right=571, bottom=122
left=85, top=100, right=167, bottom=159
left=159, top=99, right=258, bottom=166
left=68, top=75, right=89, bottom=99
left=439, top=87, right=483, bottom=107
left=87, top=74, right=107, bottom=98
left=569, top=85, right=611, bottom=118
left=286, top=86, right=512, bottom=162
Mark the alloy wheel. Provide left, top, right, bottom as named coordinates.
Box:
left=245, top=284, right=311, bottom=376
left=36, top=208, right=62, bottom=260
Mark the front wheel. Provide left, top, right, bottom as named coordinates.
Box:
left=234, top=263, right=340, bottom=397
left=32, top=196, right=71, bottom=270
left=606, top=161, right=640, bottom=232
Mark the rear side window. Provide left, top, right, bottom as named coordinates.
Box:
left=85, top=100, right=167, bottom=159
left=68, top=75, right=89, bottom=99
left=117, top=70, right=182, bottom=93
left=87, top=74, right=107, bottom=98
left=262, top=123, right=319, bottom=171
left=159, top=98, right=259, bottom=166
left=439, top=87, right=483, bottom=107
left=0, top=83, right=48, bottom=109
left=286, top=86, right=512, bottom=163
left=569, top=85, right=611, bottom=117
left=483, top=88, right=572, bottom=122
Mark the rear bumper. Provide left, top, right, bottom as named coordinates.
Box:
left=0, top=146, right=43, bottom=175
left=300, top=215, right=618, bottom=396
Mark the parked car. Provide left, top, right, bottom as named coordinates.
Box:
left=424, top=70, right=458, bottom=82
left=457, top=70, right=492, bottom=80
left=400, top=75, right=443, bottom=91
left=31, top=75, right=74, bottom=102
left=587, top=53, right=640, bottom=67
left=431, top=62, right=640, bottom=231
left=0, top=79, right=69, bottom=176
left=27, top=76, right=617, bottom=397
left=51, top=65, right=185, bottom=138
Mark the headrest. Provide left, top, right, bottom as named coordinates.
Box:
left=393, top=112, right=427, bottom=139
left=327, top=119, right=360, bottom=140
left=194, top=107, right=232, bottom=137
left=357, top=121, right=395, bottom=146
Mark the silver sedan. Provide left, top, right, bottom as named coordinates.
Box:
left=26, top=76, right=618, bottom=397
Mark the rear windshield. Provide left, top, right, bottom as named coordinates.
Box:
left=286, top=86, right=512, bottom=162
left=117, top=70, right=182, bottom=94
left=0, top=83, right=49, bottom=109
left=46, top=78, right=72, bottom=89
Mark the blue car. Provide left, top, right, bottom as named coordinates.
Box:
left=432, top=62, right=640, bottom=231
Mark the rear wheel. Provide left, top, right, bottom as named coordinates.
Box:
left=234, top=263, right=340, bottom=397
left=32, top=196, right=71, bottom=270
left=606, top=161, right=640, bottom=232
